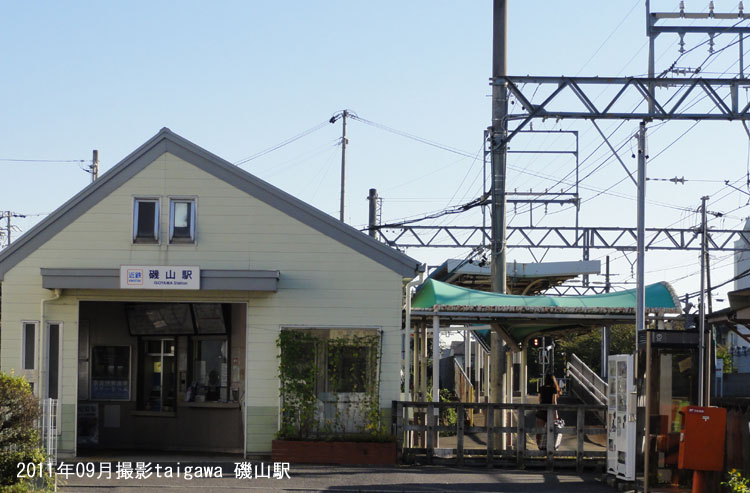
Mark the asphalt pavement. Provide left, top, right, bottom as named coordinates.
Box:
left=58, top=462, right=612, bottom=492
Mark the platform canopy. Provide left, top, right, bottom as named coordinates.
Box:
left=410, top=279, right=681, bottom=344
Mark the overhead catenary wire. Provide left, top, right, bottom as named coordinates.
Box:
left=528, top=36, right=750, bottom=222
left=233, top=120, right=331, bottom=166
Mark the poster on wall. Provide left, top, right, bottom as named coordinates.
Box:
left=91, top=346, right=130, bottom=400
left=77, top=404, right=98, bottom=445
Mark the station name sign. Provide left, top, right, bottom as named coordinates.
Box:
left=119, top=265, right=200, bottom=290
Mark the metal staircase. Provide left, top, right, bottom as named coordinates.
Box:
left=566, top=353, right=607, bottom=408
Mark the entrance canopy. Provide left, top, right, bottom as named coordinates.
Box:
left=411, top=279, right=681, bottom=343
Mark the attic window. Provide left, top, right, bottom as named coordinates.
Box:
left=133, top=198, right=159, bottom=243
left=170, top=199, right=196, bottom=243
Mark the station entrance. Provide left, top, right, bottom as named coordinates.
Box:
left=76, top=301, right=247, bottom=453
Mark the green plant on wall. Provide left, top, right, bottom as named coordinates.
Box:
left=277, top=330, right=385, bottom=440
left=716, top=344, right=734, bottom=374
left=327, top=333, right=383, bottom=436
left=276, top=330, right=319, bottom=439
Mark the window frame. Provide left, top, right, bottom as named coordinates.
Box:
left=169, top=197, right=197, bottom=244
left=46, top=321, right=63, bottom=400
left=279, top=327, right=381, bottom=396
left=21, top=321, right=38, bottom=371
left=188, top=335, right=230, bottom=403
left=137, top=337, right=177, bottom=414
left=132, top=197, right=160, bottom=244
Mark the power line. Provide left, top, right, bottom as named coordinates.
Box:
left=233, top=120, right=331, bottom=166
left=0, top=158, right=86, bottom=163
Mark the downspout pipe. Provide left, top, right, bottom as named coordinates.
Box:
left=404, top=266, right=426, bottom=401
left=39, top=288, right=62, bottom=400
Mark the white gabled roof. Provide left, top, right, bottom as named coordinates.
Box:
left=0, top=128, right=423, bottom=280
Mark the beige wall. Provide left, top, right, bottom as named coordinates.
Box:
left=0, top=151, right=405, bottom=456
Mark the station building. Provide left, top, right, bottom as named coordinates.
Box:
left=0, top=128, right=422, bottom=457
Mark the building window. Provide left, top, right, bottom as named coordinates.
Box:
left=138, top=338, right=176, bottom=413
left=327, top=344, right=370, bottom=393
left=22, top=322, right=37, bottom=370
left=278, top=328, right=380, bottom=435
left=280, top=328, right=379, bottom=395
left=169, top=199, right=195, bottom=243
left=47, top=323, right=62, bottom=399
left=133, top=198, right=159, bottom=243
left=187, top=337, right=228, bottom=402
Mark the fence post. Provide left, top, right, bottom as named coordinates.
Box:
left=517, top=405, right=526, bottom=468
left=426, top=403, right=435, bottom=464
left=392, top=400, right=397, bottom=436
left=486, top=405, right=494, bottom=468
left=457, top=403, right=465, bottom=466
left=576, top=405, right=585, bottom=473
left=396, top=402, right=404, bottom=463
left=546, top=406, right=554, bottom=470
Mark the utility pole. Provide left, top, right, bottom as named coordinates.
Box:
left=490, top=0, right=508, bottom=296
left=91, top=150, right=99, bottom=182
left=367, top=188, right=379, bottom=239
left=636, top=122, right=647, bottom=340
left=601, top=255, right=611, bottom=380
left=699, top=196, right=709, bottom=406
left=489, top=0, right=508, bottom=445
left=706, top=244, right=714, bottom=403
left=636, top=121, right=649, bottom=492
left=339, top=110, right=349, bottom=222
left=1, top=211, right=26, bottom=247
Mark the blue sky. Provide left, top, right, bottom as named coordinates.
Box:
left=2, top=1, right=750, bottom=307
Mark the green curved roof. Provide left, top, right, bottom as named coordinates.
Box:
left=411, top=279, right=681, bottom=343
left=412, top=279, right=680, bottom=313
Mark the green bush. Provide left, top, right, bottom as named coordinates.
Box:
left=723, top=469, right=750, bottom=493
left=439, top=389, right=457, bottom=437
left=0, top=372, right=54, bottom=491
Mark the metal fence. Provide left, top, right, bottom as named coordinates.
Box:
left=40, top=398, right=58, bottom=467
left=393, top=401, right=606, bottom=471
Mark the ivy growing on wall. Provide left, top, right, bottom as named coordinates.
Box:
left=277, top=330, right=386, bottom=441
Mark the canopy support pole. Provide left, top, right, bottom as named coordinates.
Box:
left=421, top=323, right=428, bottom=401
left=521, top=342, right=528, bottom=404
left=472, top=337, right=482, bottom=402
left=432, top=315, right=440, bottom=404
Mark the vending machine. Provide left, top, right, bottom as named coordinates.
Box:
left=607, top=354, right=636, bottom=481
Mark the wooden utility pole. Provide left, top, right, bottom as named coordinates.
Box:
left=91, top=150, right=99, bottom=182
left=1, top=211, right=26, bottom=247
left=339, top=110, right=349, bottom=222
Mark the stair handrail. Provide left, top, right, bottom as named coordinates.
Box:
left=567, top=353, right=607, bottom=405
left=453, top=358, right=474, bottom=402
